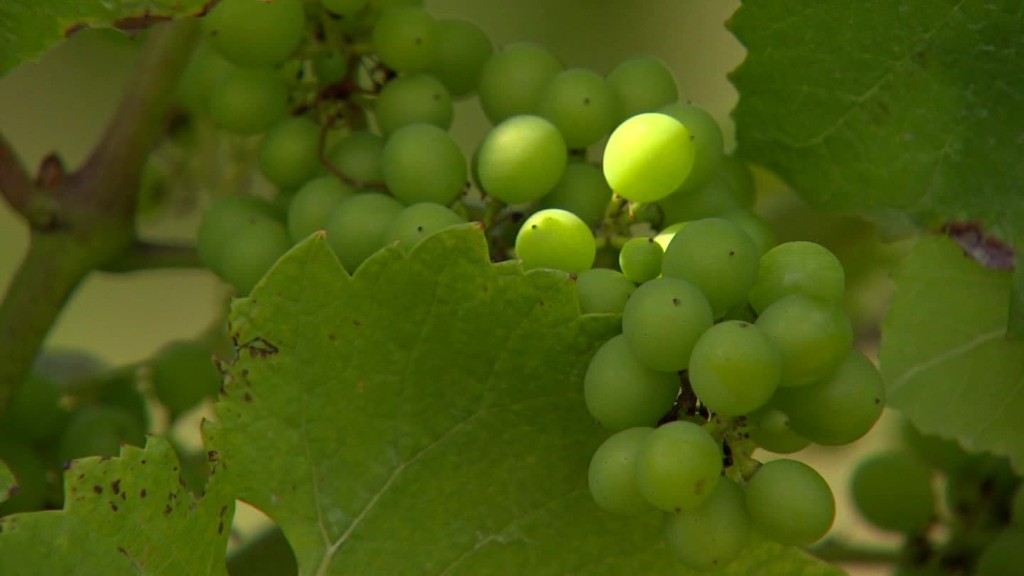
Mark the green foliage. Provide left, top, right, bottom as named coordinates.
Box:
left=881, top=236, right=1024, bottom=472
left=0, top=0, right=206, bottom=76
left=0, top=461, right=14, bottom=505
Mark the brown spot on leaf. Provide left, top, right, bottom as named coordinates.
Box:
left=941, top=221, right=1015, bottom=270
left=139, top=489, right=147, bottom=499
left=93, top=485, right=103, bottom=495
left=111, top=480, right=121, bottom=495
left=109, top=501, right=119, bottom=512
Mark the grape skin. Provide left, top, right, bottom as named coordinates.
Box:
left=634, top=421, right=722, bottom=513
left=584, top=335, right=679, bottom=431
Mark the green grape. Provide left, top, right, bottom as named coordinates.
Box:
left=745, top=459, right=835, bottom=546
left=321, top=0, right=369, bottom=16
left=659, top=102, right=725, bottom=191
left=327, top=131, right=385, bottom=185
left=2, top=373, right=69, bottom=443
left=0, top=438, right=48, bottom=514
left=373, top=73, right=453, bottom=136
left=688, top=320, right=781, bottom=416
left=151, top=340, right=222, bottom=417
left=538, top=162, right=613, bottom=227
left=381, top=123, right=466, bottom=205
left=175, top=40, right=234, bottom=113
left=657, top=157, right=757, bottom=224
left=635, top=421, right=722, bottom=513
left=382, top=202, right=465, bottom=249
left=477, top=42, right=563, bottom=124
left=325, top=193, right=404, bottom=272
left=203, top=0, right=306, bottom=68
left=603, top=113, right=694, bottom=203
left=618, top=237, right=663, bottom=284
left=747, top=406, right=811, bottom=454
left=663, top=477, right=750, bottom=571
left=515, top=208, right=595, bottom=274
left=219, top=218, right=293, bottom=294
left=428, top=18, right=492, bottom=98
left=976, top=530, right=1024, bottom=576
left=605, top=56, right=678, bottom=122
left=662, top=217, right=759, bottom=318
left=718, top=155, right=756, bottom=207
left=588, top=427, right=656, bottom=515
left=207, top=66, right=289, bottom=135
left=575, top=268, right=636, bottom=314
left=372, top=6, right=438, bottom=73
left=749, top=241, right=845, bottom=314
left=850, top=451, right=935, bottom=533
left=653, top=221, right=688, bottom=251
left=621, top=277, right=713, bottom=372
left=259, top=117, right=324, bottom=189
left=476, top=115, right=567, bottom=204
left=58, top=405, right=146, bottom=462
left=197, top=195, right=280, bottom=275
left=313, top=49, right=350, bottom=84
left=96, top=372, right=151, bottom=434
left=32, top=349, right=108, bottom=389
left=584, top=335, right=679, bottom=431
left=288, top=175, right=356, bottom=242
left=538, top=68, right=618, bottom=149
left=721, top=209, right=776, bottom=256
left=773, top=350, right=884, bottom=446
left=755, top=294, right=853, bottom=388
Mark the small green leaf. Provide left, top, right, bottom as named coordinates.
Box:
left=0, top=436, right=233, bottom=575
left=0, top=0, right=206, bottom=76
left=730, top=0, right=1024, bottom=241
left=207, top=225, right=840, bottom=575
left=0, top=460, right=13, bottom=505
left=881, top=236, right=1024, bottom=471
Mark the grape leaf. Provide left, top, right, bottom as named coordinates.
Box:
left=0, top=0, right=206, bottom=76
left=0, top=435, right=233, bottom=575
left=206, top=225, right=841, bottom=576
left=881, top=236, right=1024, bottom=471
left=729, top=0, right=1024, bottom=241
left=0, top=461, right=13, bottom=505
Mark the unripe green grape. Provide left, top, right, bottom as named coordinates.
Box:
left=382, top=202, right=464, bottom=249
left=313, top=49, right=350, bottom=84
left=428, top=19, right=492, bottom=98
left=197, top=195, right=280, bottom=275
left=635, top=421, right=722, bottom=513
left=663, top=477, right=750, bottom=571
left=515, top=209, right=595, bottom=274
left=58, top=405, right=147, bottom=462
left=657, top=158, right=757, bottom=224
left=2, top=373, right=69, bottom=443
left=622, top=277, right=713, bottom=372
left=976, top=530, right=1024, bottom=576
left=219, top=218, right=293, bottom=293
left=603, top=113, right=694, bottom=203
left=662, top=217, right=760, bottom=318
left=659, top=102, right=725, bottom=191
left=372, top=6, right=438, bottom=73
left=207, top=67, right=289, bottom=135
left=689, top=321, right=781, bottom=416
left=606, top=56, right=678, bottom=122
left=321, top=0, right=369, bottom=16
left=618, top=237, right=663, bottom=284
left=151, top=340, right=222, bottom=417
left=584, top=335, right=679, bottom=431
left=575, top=268, right=636, bottom=314
left=588, top=427, right=656, bottom=515
left=476, top=115, right=567, bottom=204
left=288, top=175, right=356, bottom=242
left=721, top=209, right=776, bottom=256
left=381, top=123, right=466, bottom=205
left=325, top=193, right=404, bottom=273
left=653, top=221, right=688, bottom=251
left=373, top=73, right=453, bottom=136
left=850, top=451, right=935, bottom=533
left=0, top=438, right=48, bottom=514
left=538, top=162, right=613, bottom=227
left=203, top=0, right=306, bottom=68
left=259, top=117, right=324, bottom=189
left=477, top=42, right=563, bottom=124
left=538, top=68, right=618, bottom=149
left=756, top=294, right=853, bottom=388
left=773, top=350, right=884, bottom=446
left=327, top=131, right=385, bottom=185
left=749, top=241, right=845, bottom=314
left=718, top=155, right=757, bottom=207
left=175, top=40, right=234, bottom=113
left=747, top=407, right=811, bottom=454
left=745, top=459, right=835, bottom=546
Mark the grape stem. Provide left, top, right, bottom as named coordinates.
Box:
left=809, top=536, right=901, bottom=565
left=0, top=18, right=199, bottom=417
